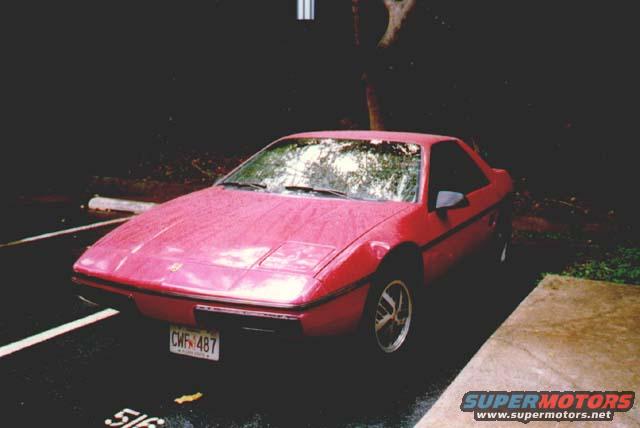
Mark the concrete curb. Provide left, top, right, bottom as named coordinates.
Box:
left=88, top=197, right=156, bottom=214
left=415, top=275, right=640, bottom=427
left=88, top=176, right=211, bottom=203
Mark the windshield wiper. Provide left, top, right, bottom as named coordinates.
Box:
left=220, top=181, right=267, bottom=190
left=284, top=185, right=349, bottom=199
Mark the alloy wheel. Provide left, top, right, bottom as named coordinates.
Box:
left=374, top=279, right=413, bottom=353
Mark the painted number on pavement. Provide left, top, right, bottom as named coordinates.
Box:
left=105, top=408, right=165, bottom=427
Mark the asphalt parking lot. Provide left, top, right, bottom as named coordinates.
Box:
left=0, top=199, right=577, bottom=427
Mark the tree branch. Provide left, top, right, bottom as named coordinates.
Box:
left=379, top=0, right=417, bottom=49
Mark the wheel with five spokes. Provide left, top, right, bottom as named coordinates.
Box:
left=374, top=279, right=413, bottom=353
left=360, top=267, right=417, bottom=357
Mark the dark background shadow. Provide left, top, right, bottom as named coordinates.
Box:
left=2, top=1, right=638, bottom=225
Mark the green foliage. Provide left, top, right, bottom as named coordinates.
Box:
left=562, top=247, right=640, bottom=285
left=513, top=230, right=573, bottom=241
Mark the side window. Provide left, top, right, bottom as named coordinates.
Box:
left=428, top=141, right=490, bottom=210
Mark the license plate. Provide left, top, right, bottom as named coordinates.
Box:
left=169, top=325, right=220, bottom=361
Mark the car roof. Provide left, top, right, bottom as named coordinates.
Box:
left=282, top=130, right=458, bottom=148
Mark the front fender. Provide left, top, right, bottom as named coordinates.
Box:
left=310, top=206, right=424, bottom=303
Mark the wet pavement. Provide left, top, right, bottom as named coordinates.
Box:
left=1, top=194, right=121, bottom=243
left=0, top=200, right=579, bottom=427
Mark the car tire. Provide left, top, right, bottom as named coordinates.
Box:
left=358, top=263, right=419, bottom=358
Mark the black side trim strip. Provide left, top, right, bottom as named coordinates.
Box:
left=303, top=275, right=371, bottom=310
left=421, top=198, right=507, bottom=252
left=72, top=273, right=372, bottom=312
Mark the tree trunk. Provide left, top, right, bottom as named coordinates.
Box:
left=352, top=0, right=385, bottom=130
left=363, top=72, right=385, bottom=130
left=352, top=0, right=416, bottom=130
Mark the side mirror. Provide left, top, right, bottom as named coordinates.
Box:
left=435, top=191, right=467, bottom=211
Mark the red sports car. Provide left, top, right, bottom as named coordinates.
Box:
left=73, top=131, right=512, bottom=360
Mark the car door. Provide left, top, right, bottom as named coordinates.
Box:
left=422, top=140, right=494, bottom=281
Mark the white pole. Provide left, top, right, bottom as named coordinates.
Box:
left=297, top=0, right=315, bottom=20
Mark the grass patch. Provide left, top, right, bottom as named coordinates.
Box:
left=561, top=247, right=640, bottom=285
left=517, top=230, right=640, bottom=286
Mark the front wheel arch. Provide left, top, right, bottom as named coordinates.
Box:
left=374, top=242, right=424, bottom=288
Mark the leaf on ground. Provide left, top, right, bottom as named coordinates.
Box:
left=174, top=392, right=203, bottom=404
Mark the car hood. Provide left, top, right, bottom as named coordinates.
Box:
left=74, top=187, right=410, bottom=304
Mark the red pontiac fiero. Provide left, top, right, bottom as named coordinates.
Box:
left=72, top=131, right=512, bottom=360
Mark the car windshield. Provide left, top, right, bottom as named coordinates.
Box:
left=221, top=138, right=421, bottom=202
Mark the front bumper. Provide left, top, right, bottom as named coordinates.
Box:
left=72, top=274, right=370, bottom=336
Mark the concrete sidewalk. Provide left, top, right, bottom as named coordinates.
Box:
left=417, top=275, right=640, bottom=427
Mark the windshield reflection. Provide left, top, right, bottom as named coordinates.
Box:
left=222, top=138, right=421, bottom=202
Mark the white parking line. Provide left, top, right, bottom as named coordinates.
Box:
left=0, top=217, right=131, bottom=249
left=0, top=308, right=119, bottom=358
